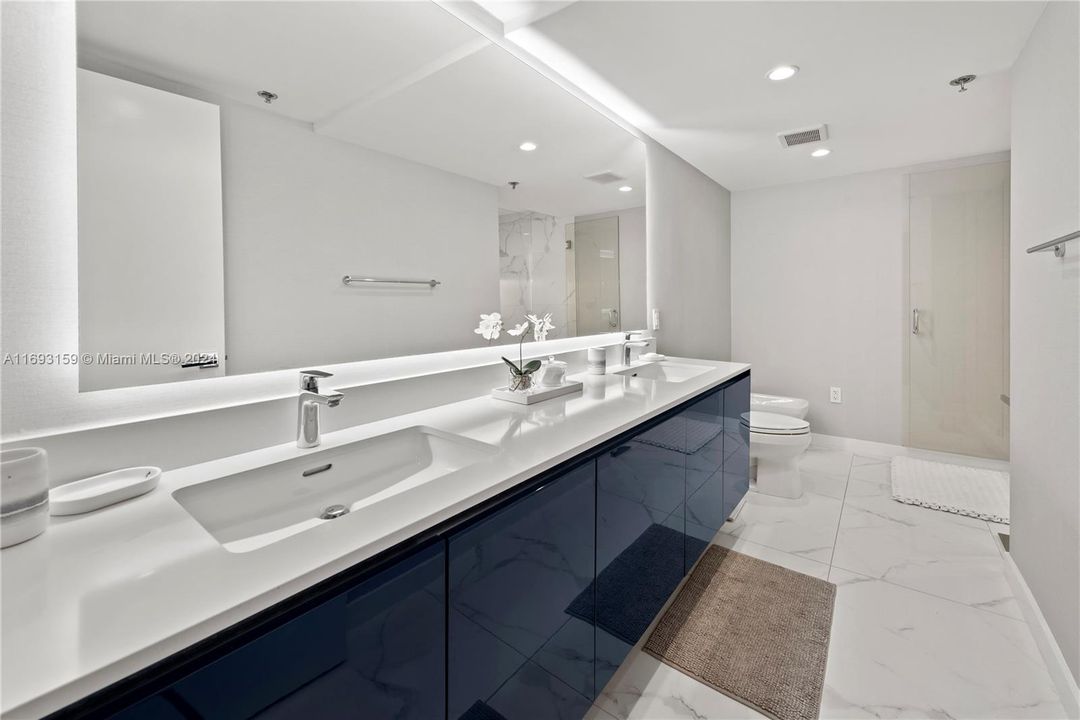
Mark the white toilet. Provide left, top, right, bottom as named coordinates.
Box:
left=742, top=393, right=811, bottom=499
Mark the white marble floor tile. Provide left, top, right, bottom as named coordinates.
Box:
left=851, top=454, right=892, bottom=467
left=719, top=489, right=843, bottom=564
left=709, top=532, right=831, bottom=580
left=799, top=447, right=855, bottom=479
left=583, top=703, right=620, bottom=720
left=802, top=468, right=849, bottom=500
left=832, top=492, right=1022, bottom=619
left=823, top=567, right=1066, bottom=719
left=597, top=649, right=766, bottom=720
left=844, top=461, right=893, bottom=498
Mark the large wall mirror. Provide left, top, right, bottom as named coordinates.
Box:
left=75, top=1, right=646, bottom=391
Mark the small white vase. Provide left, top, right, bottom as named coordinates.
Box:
left=1, top=447, right=49, bottom=548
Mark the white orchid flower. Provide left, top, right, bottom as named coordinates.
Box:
left=527, top=312, right=555, bottom=342
left=507, top=321, right=529, bottom=337
left=474, top=312, right=503, bottom=341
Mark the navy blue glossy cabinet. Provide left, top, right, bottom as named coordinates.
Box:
left=594, top=411, right=690, bottom=693
left=111, top=541, right=446, bottom=720
left=447, top=461, right=596, bottom=720
left=722, top=375, right=751, bottom=521
left=684, top=387, right=729, bottom=562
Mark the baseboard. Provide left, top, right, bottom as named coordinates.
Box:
left=809, top=433, right=1011, bottom=472
left=1000, top=539, right=1080, bottom=717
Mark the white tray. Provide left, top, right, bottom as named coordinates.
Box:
left=491, top=380, right=583, bottom=405
left=49, top=466, right=161, bottom=516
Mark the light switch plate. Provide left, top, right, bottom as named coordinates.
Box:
left=830, top=387, right=842, bottom=404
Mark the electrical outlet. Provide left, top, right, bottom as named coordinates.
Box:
left=830, top=387, right=842, bottom=404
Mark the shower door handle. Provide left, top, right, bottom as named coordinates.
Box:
left=912, top=308, right=920, bottom=335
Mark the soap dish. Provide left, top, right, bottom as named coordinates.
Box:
left=49, top=466, right=161, bottom=516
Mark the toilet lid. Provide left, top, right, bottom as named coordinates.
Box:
left=740, top=411, right=810, bottom=435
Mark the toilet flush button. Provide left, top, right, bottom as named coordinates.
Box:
left=830, top=387, right=842, bottom=404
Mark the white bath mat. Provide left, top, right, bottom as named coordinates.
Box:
left=890, top=456, right=1009, bottom=523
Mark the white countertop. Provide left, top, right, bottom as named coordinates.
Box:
left=0, top=359, right=749, bottom=718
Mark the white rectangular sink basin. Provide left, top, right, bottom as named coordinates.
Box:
left=615, top=361, right=713, bottom=383
left=173, top=426, right=497, bottom=553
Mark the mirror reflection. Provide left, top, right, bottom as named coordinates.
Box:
left=75, top=1, right=646, bottom=391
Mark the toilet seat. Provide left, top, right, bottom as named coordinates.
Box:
left=740, top=411, right=810, bottom=436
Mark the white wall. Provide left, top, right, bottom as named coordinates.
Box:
left=731, top=154, right=1009, bottom=444
left=646, top=142, right=731, bottom=359
left=222, top=103, right=499, bottom=373
left=732, top=169, right=906, bottom=442
left=1009, top=0, right=1080, bottom=684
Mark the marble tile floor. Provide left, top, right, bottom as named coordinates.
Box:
left=591, top=445, right=1072, bottom=720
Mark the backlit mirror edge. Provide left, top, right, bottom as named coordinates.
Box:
left=4, top=332, right=632, bottom=444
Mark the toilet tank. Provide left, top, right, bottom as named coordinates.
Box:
left=750, top=393, right=809, bottom=419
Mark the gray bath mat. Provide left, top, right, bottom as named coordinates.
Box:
left=644, top=546, right=836, bottom=720
left=636, top=417, right=722, bottom=454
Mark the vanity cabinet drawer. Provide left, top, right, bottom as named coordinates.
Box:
left=447, top=460, right=596, bottom=720
left=109, top=541, right=446, bottom=720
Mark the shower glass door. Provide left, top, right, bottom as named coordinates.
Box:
left=572, top=216, right=621, bottom=335
left=908, top=161, right=1010, bottom=459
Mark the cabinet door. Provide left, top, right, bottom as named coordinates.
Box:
left=594, top=414, right=686, bottom=693
left=448, top=461, right=595, bottom=720
left=683, top=387, right=726, bottom=567
left=110, top=541, right=446, bottom=720
left=723, top=375, right=752, bottom=519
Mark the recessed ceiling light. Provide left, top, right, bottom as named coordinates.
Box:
left=766, top=65, right=799, bottom=81
left=618, top=185, right=633, bottom=192
left=519, top=141, right=538, bottom=152
left=811, top=148, right=831, bottom=158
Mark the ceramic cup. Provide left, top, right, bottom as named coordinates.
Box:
left=1, top=447, right=49, bottom=548
left=587, top=347, right=607, bottom=375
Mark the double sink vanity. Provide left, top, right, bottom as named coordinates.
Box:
left=2, top=359, right=750, bottom=720
left=5, top=3, right=750, bottom=719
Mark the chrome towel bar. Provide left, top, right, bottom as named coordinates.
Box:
left=1026, top=230, right=1079, bottom=258
left=342, top=275, right=441, bottom=288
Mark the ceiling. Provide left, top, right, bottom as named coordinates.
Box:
left=76, top=1, right=645, bottom=218
left=505, top=1, right=1045, bottom=190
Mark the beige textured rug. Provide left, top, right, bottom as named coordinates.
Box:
left=644, top=546, right=836, bottom=720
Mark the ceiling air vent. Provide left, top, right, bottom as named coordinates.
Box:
left=584, top=171, right=626, bottom=185
left=777, top=124, right=829, bottom=148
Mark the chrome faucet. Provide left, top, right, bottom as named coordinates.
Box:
left=297, top=370, right=344, bottom=448
left=623, top=331, right=651, bottom=365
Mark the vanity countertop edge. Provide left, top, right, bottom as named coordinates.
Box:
left=0, top=358, right=750, bottom=719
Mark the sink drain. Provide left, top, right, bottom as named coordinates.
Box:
left=319, top=504, right=349, bottom=520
